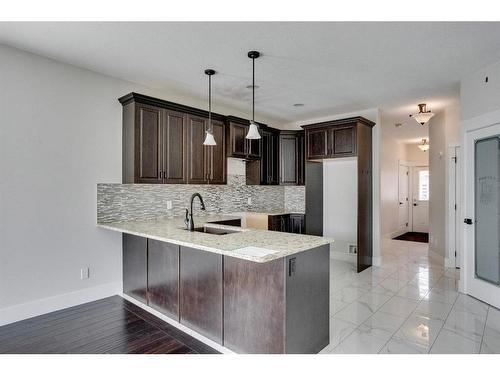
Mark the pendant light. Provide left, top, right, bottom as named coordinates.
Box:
left=418, top=138, right=430, bottom=152
left=203, top=69, right=217, bottom=146
left=246, top=51, right=261, bottom=139
left=410, top=103, right=435, bottom=126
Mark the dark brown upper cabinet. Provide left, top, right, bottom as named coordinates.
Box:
left=134, top=104, right=163, bottom=183
left=186, top=115, right=226, bottom=185
left=120, top=93, right=226, bottom=185
left=187, top=115, right=208, bottom=184
left=278, top=130, right=305, bottom=186
left=226, top=116, right=262, bottom=159
left=303, top=117, right=374, bottom=160
left=280, top=131, right=298, bottom=185
left=163, top=110, right=188, bottom=183
left=260, top=128, right=280, bottom=185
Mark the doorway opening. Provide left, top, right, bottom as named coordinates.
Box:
left=395, top=160, right=429, bottom=242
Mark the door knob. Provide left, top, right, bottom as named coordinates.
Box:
left=464, top=218, right=473, bottom=225
left=413, top=203, right=418, bottom=206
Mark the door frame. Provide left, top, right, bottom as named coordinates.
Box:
left=399, top=160, right=429, bottom=233
left=461, top=108, right=500, bottom=307
left=397, top=163, right=410, bottom=234
left=447, top=144, right=461, bottom=269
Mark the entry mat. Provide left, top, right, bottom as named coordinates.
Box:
left=393, top=232, right=429, bottom=243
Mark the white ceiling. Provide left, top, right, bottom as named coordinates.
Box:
left=1, top=22, right=500, bottom=126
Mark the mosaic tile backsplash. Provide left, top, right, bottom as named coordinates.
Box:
left=97, top=179, right=305, bottom=224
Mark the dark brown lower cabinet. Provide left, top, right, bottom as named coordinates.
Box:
left=290, top=214, right=305, bottom=234
left=123, top=234, right=148, bottom=304
left=122, top=237, right=328, bottom=353
left=224, top=244, right=330, bottom=353
left=179, top=246, right=223, bottom=344
left=268, top=213, right=304, bottom=234
left=147, top=239, right=179, bottom=320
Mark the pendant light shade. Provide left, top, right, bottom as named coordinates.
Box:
left=410, top=103, right=435, bottom=126
left=203, top=131, right=216, bottom=146
left=203, top=69, right=217, bottom=146
left=418, top=138, right=430, bottom=152
left=246, top=121, right=261, bottom=139
left=246, top=51, right=261, bottom=140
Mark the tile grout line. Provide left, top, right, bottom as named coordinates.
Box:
left=426, top=277, right=460, bottom=354
left=478, top=306, right=490, bottom=353
left=376, top=272, right=455, bottom=354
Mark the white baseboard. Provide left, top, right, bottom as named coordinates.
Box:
left=330, top=251, right=381, bottom=267
left=0, top=281, right=122, bottom=327
left=120, top=293, right=233, bottom=354
left=372, top=256, right=381, bottom=267
left=330, top=250, right=356, bottom=263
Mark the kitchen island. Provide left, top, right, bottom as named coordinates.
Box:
left=98, top=214, right=331, bottom=354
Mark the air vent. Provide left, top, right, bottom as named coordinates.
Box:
left=348, top=244, right=357, bottom=254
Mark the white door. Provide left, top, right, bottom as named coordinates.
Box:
left=464, top=124, right=500, bottom=308
left=398, top=165, right=410, bottom=231
left=412, top=166, right=429, bottom=232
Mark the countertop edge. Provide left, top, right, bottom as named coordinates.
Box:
left=97, top=223, right=332, bottom=263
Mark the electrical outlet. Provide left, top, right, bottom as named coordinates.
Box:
left=80, top=267, right=90, bottom=280
left=348, top=244, right=357, bottom=254
left=166, top=200, right=172, bottom=210
left=247, top=197, right=252, bottom=206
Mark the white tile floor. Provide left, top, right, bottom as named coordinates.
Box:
left=321, top=238, right=500, bottom=354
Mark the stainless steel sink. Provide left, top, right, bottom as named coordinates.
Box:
left=183, top=226, right=240, bottom=235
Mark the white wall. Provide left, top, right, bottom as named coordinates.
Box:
left=427, top=105, right=460, bottom=262
left=0, top=45, right=259, bottom=324
left=405, top=143, right=429, bottom=165
left=323, top=159, right=358, bottom=255
left=379, top=113, right=407, bottom=238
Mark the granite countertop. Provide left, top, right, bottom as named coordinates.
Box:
left=97, top=214, right=331, bottom=263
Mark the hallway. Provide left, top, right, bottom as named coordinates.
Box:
left=322, top=239, right=500, bottom=353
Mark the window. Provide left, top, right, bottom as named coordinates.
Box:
left=418, top=170, right=429, bottom=201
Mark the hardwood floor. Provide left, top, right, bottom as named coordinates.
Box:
left=0, top=296, right=219, bottom=354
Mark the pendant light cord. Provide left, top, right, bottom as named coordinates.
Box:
left=208, top=73, right=212, bottom=132
left=252, top=56, right=255, bottom=123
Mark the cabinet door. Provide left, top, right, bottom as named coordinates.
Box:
left=306, top=128, right=329, bottom=159
left=228, top=122, right=248, bottom=158
left=269, top=133, right=280, bottom=185
left=207, top=120, right=226, bottom=184
left=148, top=240, right=179, bottom=320
left=163, top=110, right=187, bottom=184
left=297, top=131, right=305, bottom=185
left=246, top=135, right=262, bottom=159
left=280, top=134, right=298, bottom=185
left=135, top=104, right=162, bottom=183
left=187, top=115, right=208, bottom=184
left=179, top=246, right=223, bottom=344
left=280, top=214, right=291, bottom=232
left=330, top=125, right=356, bottom=157
left=260, top=131, right=271, bottom=184
left=290, top=214, right=305, bottom=234
left=123, top=234, right=148, bottom=304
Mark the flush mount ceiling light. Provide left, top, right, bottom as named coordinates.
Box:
left=418, top=138, right=430, bottom=152
left=246, top=50, right=261, bottom=140
left=203, top=69, right=217, bottom=146
left=410, top=103, right=435, bottom=125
